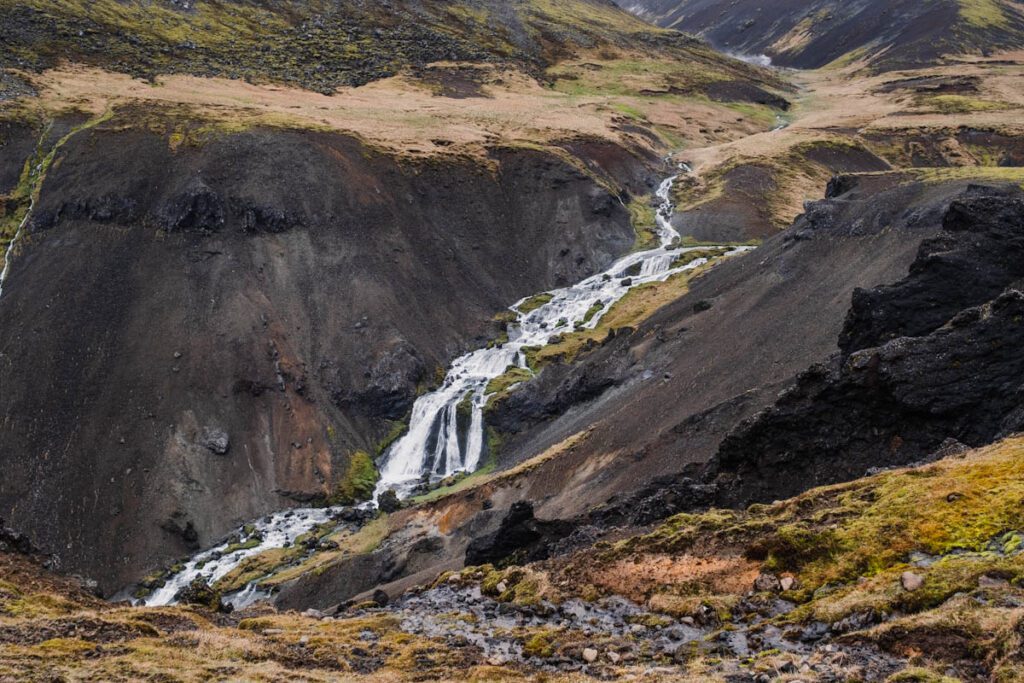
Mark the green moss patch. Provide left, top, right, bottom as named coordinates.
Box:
left=330, top=450, right=380, bottom=505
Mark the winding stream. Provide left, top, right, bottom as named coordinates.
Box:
left=143, top=167, right=751, bottom=607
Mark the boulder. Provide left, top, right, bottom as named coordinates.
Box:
left=377, top=489, right=402, bottom=513
left=754, top=572, right=781, bottom=592
left=175, top=577, right=225, bottom=611
left=199, top=427, right=230, bottom=455
left=901, top=571, right=924, bottom=591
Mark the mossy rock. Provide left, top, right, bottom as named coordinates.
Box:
left=330, top=450, right=380, bottom=505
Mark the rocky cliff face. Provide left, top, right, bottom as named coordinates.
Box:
left=712, top=186, right=1024, bottom=505
left=0, top=118, right=645, bottom=593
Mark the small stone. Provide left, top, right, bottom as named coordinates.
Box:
left=495, top=581, right=508, bottom=594
left=606, top=651, right=620, bottom=664
left=979, top=574, right=1010, bottom=589
left=780, top=576, right=797, bottom=591
left=487, top=655, right=506, bottom=666
left=199, top=427, right=230, bottom=455
left=901, top=571, right=924, bottom=591
left=754, top=572, right=782, bottom=592
left=582, top=648, right=598, bottom=663
left=173, top=351, right=182, bottom=359
left=298, top=635, right=309, bottom=645
left=303, top=608, right=324, bottom=619
left=679, top=616, right=695, bottom=626
left=372, top=589, right=390, bottom=607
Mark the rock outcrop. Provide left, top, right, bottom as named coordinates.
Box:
left=712, top=188, right=1024, bottom=505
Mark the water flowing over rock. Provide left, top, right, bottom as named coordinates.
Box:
left=373, top=172, right=750, bottom=500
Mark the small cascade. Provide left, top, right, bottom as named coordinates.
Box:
left=143, top=506, right=339, bottom=606
left=0, top=192, right=36, bottom=300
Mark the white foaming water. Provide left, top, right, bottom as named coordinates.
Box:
left=727, top=52, right=773, bottom=68
left=142, top=169, right=752, bottom=607
left=0, top=189, right=37, bottom=300
left=144, top=506, right=338, bottom=606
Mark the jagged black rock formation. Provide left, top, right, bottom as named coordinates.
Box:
left=587, top=475, right=719, bottom=527
left=711, top=189, right=1024, bottom=506
left=0, top=517, right=37, bottom=556
left=840, top=189, right=1024, bottom=354
left=464, top=501, right=575, bottom=567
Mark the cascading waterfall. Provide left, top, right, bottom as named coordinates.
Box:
left=141, top=165, right=753, bottom=607
left=373, top=170, right=752, bottom=499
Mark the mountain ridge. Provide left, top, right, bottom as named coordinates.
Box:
left=625, top=0, right=1024, bottom=71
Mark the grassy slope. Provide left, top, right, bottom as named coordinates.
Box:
left=4, top=438, right=1023, bottom=680
left=0, top=0, right=768, bottom=92
left=484, top=436, right=1024, bottom=681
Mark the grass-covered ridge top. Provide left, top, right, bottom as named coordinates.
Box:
left=0, top=0, right=754, bottom=93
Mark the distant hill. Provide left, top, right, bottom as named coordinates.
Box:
left=1, top=0, right=714, bottom=92
left=624, top=0, right=1024, bottom=70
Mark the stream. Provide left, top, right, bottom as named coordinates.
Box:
left=142, top=166, right=751, bottom=607
left=0, top=198, right=32, bottom=300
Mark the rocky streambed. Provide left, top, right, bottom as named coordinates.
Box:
left=280, top=569, right=915, bottom=681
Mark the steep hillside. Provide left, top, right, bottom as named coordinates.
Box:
left=626, top=0, right=1024, bottom=71
left=209, top=175, right=1024, bottom=616
left=1, top=0, right=761, bottom=92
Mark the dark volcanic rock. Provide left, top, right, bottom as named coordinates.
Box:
left=840, top=189, right=1024, bottom=354
left=199, top=427, right=230, bottom=455
left=377, top=490, right=402, bottom=514
left=712, top=190, right=1024, bottom=506
left=465, top=501, right=575, bottom=567
left=333, top=342, right=426, bottom=421
left=159, top=178, right=226, bottom=233
left=588, top=476, right=718, bottom=527
left=0, top=518, right=37, bottom=556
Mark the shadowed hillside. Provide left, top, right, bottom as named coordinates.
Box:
left=626, top=0, right=1024, bottom=71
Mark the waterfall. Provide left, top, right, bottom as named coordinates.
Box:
left=372, top=170, right=748, bottom=499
